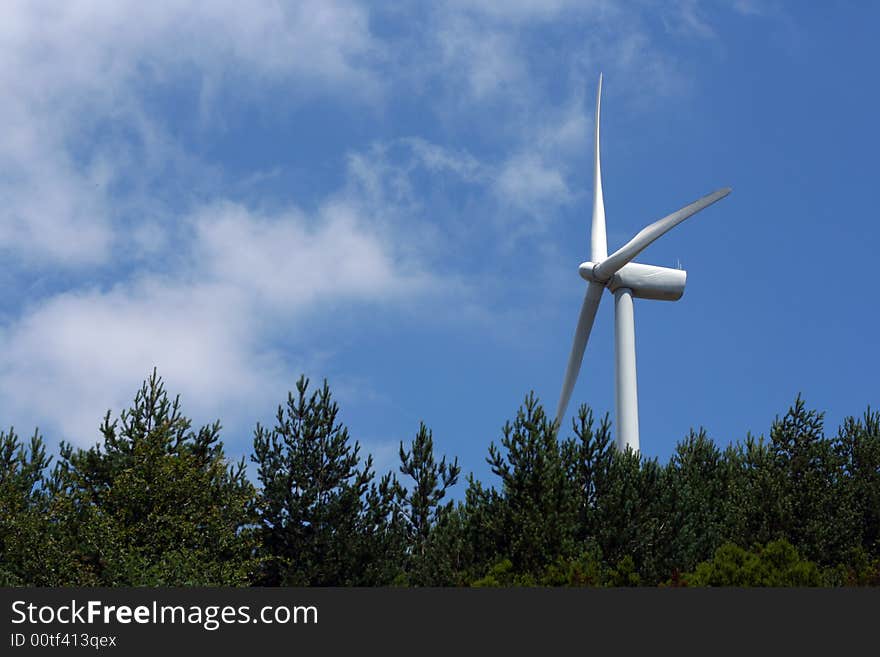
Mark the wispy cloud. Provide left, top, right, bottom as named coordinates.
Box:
left=494, top=153, right=571, bottom=218
left=662, top=0, right=717, bottom=40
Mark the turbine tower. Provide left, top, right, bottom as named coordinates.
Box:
left=555, top=74, right=730, bottom=451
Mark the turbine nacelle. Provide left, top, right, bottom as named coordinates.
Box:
left=578, top=261, right=687, bottom=302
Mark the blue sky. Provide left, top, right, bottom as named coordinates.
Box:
left=1, top=1, right=878, bottom=488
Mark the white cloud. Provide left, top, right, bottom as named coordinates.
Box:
left=0, top=0, right=380, bottom=97
left=0, top=0, right=382, bottom=266
left=404, top=138, right=485, bottom=183
left=732, top=0, right=767, bottom=16
left=0, top=0, right=725, bottom=270
left=446, top=0, right=605, bottom=24
left=0, top=193, right=428, bottom=444
left=537, top=100, right=590, bottom=156
left=0, top=150, right=112, bottom=266
left=0, top=280, right=270, bottom=441
left=494, top=153, right=571, bottom=218
left=192, top=199, right=422, bottom=310
left=662, top=0, right=716, bottom=40
left=347, top=137, right=574, bottom=231
left=436, top=16, right=527, bottom=101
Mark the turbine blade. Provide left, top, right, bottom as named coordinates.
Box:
left=593, top=187, right=731, bottom=281
left=591, top=73, right=608, bottom=262
left=555, top=280, right=605, bottom=428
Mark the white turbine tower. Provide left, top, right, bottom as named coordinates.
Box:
left=555, top=74, right=731, bottom=452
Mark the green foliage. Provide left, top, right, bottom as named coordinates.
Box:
left=445, top=475, right=505, bottom=584
left=396, top=422, right=461, bottom=585
left=561, top=405, right=613, bottom=542
left=540, top=547, right=606, bottom=587
left=664, top=428, right=726, bottom=573
left=484, top=392, right=579, bottom=577
left=727, top=433, right=786, bottom=547
left=607, top=555, right=642, bottom=587
left=449, top=393, right=880, bottom=587
left=54, top=370, right=257, bottom=585
left=769, top=395, right=843, bottom=563
left=682, top=540, right=824, bottom=587
left=471, top=559, right=533, bottom=587
left=0, top=428, right=47, bottom=585
left=2, top=372, right=879, bottom=588
left=252, top=376, right=403, bottom=585
left=471, top=546, right=610, bottom=587
left=0, top=428, right=90, bottom=585
left=836, top=409, right=880, bottom=556
left=837, top=548, right=880, bottom=586
left=598, top=449, right=670, bottom=582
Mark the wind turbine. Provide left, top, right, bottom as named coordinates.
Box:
left=555, top=74, right=731, bottom=452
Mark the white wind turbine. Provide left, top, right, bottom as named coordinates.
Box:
left=555, top=74, right=731, bottom=451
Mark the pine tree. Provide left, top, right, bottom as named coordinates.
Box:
left=769, top=395, right=841, bottom=562
left=484, top=392, right=578, bottom=577
left=398, top=423, right=460, bottom=545
left=397, top=422, right=460, bottom=584
left=0, top=428, right=89, bottom=585
left=55, top=370, right=257, bottom=585
left=730, top=432, right=788, bottom=548
left=455, top=475, right=506, bottom=584
left=561, top=404, right=613, bottom=543
left=835, top=408, right=880, bottom=559
left=665, top=428, right=726, bottom=573
left=252, top=376, right=402, bottom=585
